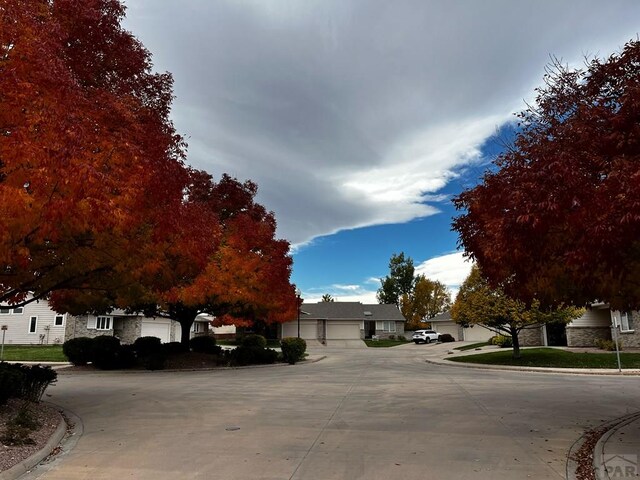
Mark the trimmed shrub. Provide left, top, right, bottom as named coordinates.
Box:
left=162, top=342, right=185, bottom=355
left=141, top=352, right=167, bottom=370
left=20, top=364, right=57, bottom=402
left=0, top=363, right=57, bottom=403
left=492, top=335, right=513, bottom=348
left=596, top=339, right=622, bottom=351
left=190, top=335, right=221, bottom=355
left=397, top=335, right=407, bottom=341
left=439, top=333, right=455, bottom=343
left=388, top=334, right=396, bottom=340
left=133, top=336, right=163, bottom=358
left=240, top=334, right=267, bottom=349
left=118, top=344, right=137, bottom=369
left=231, top=346, right=278, bottom=366
left=91, top=335, right=122, bottom=370
left=280, top=337, right=307, bottom=365
left=63, top=337, right=94, bottom=366
left=0, top=363, right=25, bottom=404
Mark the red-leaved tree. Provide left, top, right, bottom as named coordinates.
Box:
left=453, top=40, right=640, bottom=311
left=0, top=0, right=188, bottom=307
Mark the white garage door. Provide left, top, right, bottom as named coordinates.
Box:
left=327, top=322, right=361, bottom=340
left=462, top=325, right=493, bottom=342
left=141, top=320, right=172, bottom=343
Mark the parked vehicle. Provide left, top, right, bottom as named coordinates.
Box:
left=412, top=330, right=441, bottom=344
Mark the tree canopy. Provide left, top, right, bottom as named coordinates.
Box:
left=321, top=294, right=335, bottom=302
left=401, top=276, right=451, bottom=330
left=1, top=0, right=297, bottom=345
left=453, top=40, right=640, bottom=311
left=451, top=265, right=582, bottom=357
left=377, top=253, right=415, bottom=306
left=1, top=0, right=187, bottom=307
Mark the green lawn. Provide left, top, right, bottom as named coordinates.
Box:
left=364, top=339, right=410, bottom=348
left=0, top=345, right=67, bottom=362
left=454, top=342, right=490, bottom=351
left=448, top=348, right=640, bottom=369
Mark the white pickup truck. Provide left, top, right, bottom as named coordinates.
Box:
left=412, top=329, right=441, bottom=344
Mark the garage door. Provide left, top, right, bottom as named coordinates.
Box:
left=327, top=321, right=361, bottom=340
left=462, top=325, right=493, bottom=342
left=435, top=324, right=461, bottom=341
left=141, top=320, right=172, bottom=343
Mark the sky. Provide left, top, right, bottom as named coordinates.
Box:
left=123, top=1, right=640, bottom=303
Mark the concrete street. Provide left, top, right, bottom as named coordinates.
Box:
left=23, top=344, right=640, bottom=480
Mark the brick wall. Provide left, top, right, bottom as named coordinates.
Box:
left=566, top=326, right=611, bottom=347
left=519, top=326, right=544, bottom=346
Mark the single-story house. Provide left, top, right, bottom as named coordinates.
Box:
left=429, top=305, right=639, bottom=348
left=0, top=298, right=210, bottom=345
left=280, top=302, right=405, bottom=346
left=429, top=311, right=494, bottom=342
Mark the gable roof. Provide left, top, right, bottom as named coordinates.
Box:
left=430, top=310, right=452, bottom=322
left=300, top=302, right=404, bottom=321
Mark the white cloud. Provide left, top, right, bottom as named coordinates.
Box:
left=415, top=251, right=473, bottom=298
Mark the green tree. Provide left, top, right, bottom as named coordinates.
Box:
left=451, top=265, right=582, bottom=358
left=401, top=276, right=451, bottom=330
left=377, top=253, right=415, bottom=306
left=321, top=294, right=335, bottom=302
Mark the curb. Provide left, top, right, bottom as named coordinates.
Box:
left=592, top=411, right=640, bottom=480
left=425, top=357, right=640, bottom=376
left=0, top=407, right=66, bottom=480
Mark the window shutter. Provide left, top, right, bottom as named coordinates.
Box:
left=87, top=316, right=97, bottom=329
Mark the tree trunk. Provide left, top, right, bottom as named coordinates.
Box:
left=177, top=314, right=197, bottom=349
left=511, top=326, right=521, bottom=359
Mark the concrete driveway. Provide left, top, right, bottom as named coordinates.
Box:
left=24, top=344, right=640, bottom=480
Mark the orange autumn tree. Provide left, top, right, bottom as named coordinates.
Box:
left=0, top=0, right=187, bottom=308
left=141, top=171, right=297, bottom=347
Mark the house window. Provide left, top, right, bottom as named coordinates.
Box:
left=96, top=316, right=111, bottom=330
left=620, top=312, right=634, bottom=332
left=28, top=316, right=37, bottom=333
left=192, top=322, right=202, bottom=333
left=54, top=315, right=64, bottom=326
left=1, top=307, right=24, bottom=314
left=375, top=321, right=397, bottom=333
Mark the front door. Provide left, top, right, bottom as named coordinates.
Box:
left=546, top=322, right=567, bottom=346
left=366, top=321, right=376, bottom=339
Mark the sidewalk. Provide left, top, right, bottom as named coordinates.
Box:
left=593, top=412, right=640, bottom=479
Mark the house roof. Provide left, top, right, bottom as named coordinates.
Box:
left=300, top=302, right=404, bottom=321
left=430, top=310, right=452, bottom=322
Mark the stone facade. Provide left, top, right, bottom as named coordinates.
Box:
left=566, top=326, right=611, bottom=347
left=64, top=315, right=108, bottom=340
left=616, top=311, right=640, bottom=348
left=519, top=326, right=544, bottom=346
left=114, top=317, right=144, bottom=344
left=360, top=321, right=406, bottom=340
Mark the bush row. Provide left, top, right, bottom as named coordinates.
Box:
left=0, top=362, right=57, bottom=405
left=63, top=335, right=223, bottom=370
left=63, top=334, right=309, bottom=370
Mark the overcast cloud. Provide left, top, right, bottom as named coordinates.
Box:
left=124, top=0, right=640, bottom=246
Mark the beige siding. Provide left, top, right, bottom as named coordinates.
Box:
left=0, top=300, right=67, bottom=345
left=570, top=308, right=611, bottom=328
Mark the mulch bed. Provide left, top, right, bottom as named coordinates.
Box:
left=0, top=399, right=61, bottom=473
